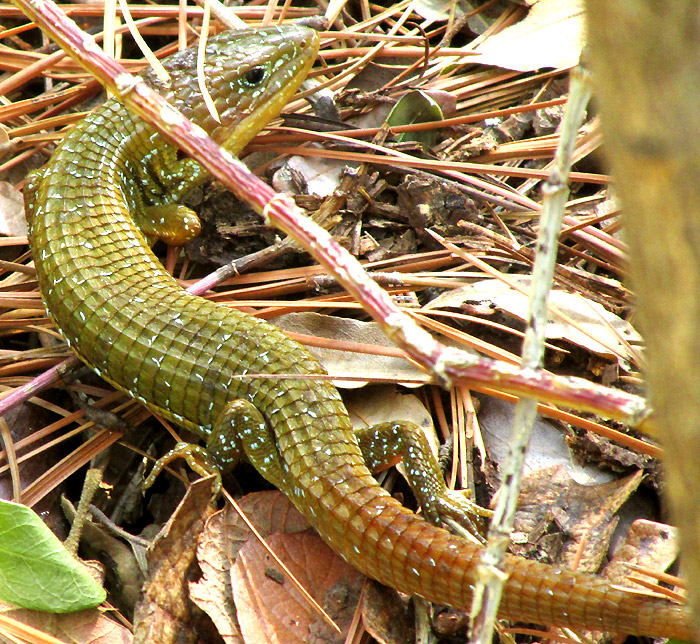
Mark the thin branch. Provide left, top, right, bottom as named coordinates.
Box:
left=470, top=63, right=594, bottom=642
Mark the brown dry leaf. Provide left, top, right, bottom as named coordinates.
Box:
left=427, top=277, right=640, bottom=364
left=590, top=519, right=677, bottom=644
left=472, top=0, right=584, bottom=71
left=0, top=404, right=68, bottom=515
left=479, top=396, right=614, bottom=486
left=605, top=519, right=678, bottom=587
left=0, top=182, right=27, bottom=237
left=344, top=386, right=432, bottom=432
left=190, top=491, right=310, bottom=643
left=0, top=607, right=132, bottom=644
left=513, top=465, right=643, bottom=572
left=132, top=477, right=217, bottom=644
left=221, top=490, right=311, bottom=546
left=232, top=532, right=363, bottom=644
left=272, top=313, right=429, bottom=387
left=360, top=580, right=415, bottom=644
left=413, top=0, right=490, bottom=33
left=192, top=491, right=363, bottom=644
left=281, top=156, right=350, bottom=198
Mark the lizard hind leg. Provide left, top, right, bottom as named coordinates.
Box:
left=143, top=399, right=282, bottom=493
left=206, top=398, right=286, bottom=489
left=355, top=421, right=491, bottom=541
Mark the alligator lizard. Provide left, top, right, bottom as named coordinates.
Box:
left=23, top=25, right=692, bottom=639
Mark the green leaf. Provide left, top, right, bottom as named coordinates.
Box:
left=0, top=500, right=106, bottom=612
left=386, top=90, right=444, bottom=147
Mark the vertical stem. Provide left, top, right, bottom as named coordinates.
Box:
left=470, top=65, right=593, bottom=641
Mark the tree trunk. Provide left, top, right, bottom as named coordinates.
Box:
left=587, top=2, right=700, bottom=636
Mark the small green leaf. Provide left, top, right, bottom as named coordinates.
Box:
left=387, top=90, right=444, bottom=147
left=0, top=500, right=106, bottom=612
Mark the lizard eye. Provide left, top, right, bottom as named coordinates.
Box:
left=243, top=66, right=267, bottom=86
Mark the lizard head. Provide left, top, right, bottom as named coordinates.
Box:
left=154, top=25, right=320, bottom=155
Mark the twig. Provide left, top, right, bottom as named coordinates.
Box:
left=469, top=62, right=593, bottom=642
